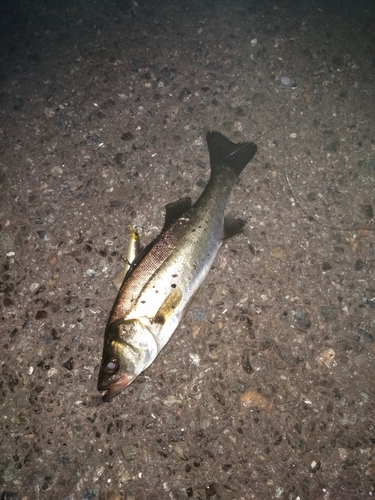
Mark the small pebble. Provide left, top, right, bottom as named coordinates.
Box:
left=189, top=353, right=200, bottom=366
left=294, top=308, right=311, bottom=330
left=317, top=348, right=335, bottom=368
left=322, top=261, right=332, bottom=271
left=35, top=310, right=48, bottom=320
left=190, top=308, right=206, bottom=321
left=206, top=483, right=217, bottom=496
left=270, top=245, right=287, bottom=258
left=354, top=259, right=365, bottom=271
left=62, top=357, right=74, bottom=370
left=30, top=282, right=41, bottom=293
left=281, top=76, right=291, bottom=85
left=241, top=390, right=272, bottom=411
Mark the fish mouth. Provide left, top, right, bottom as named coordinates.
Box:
left=98, top=374, right=132, bottom=402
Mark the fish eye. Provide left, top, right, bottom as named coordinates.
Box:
left=103, top=358, right=119, bottom=374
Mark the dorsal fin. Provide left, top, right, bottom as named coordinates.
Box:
left=163, top=197, right=192, bottom=229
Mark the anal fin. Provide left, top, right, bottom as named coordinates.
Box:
left=223, top=214, right=246, bottom=240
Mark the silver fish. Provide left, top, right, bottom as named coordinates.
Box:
left=97, top=131, right=257, bottom=401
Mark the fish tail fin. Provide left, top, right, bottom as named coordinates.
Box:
left=206, top=131, right=257, bottom=179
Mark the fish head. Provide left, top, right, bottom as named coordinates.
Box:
left=97, top=318, right=158, bottom=402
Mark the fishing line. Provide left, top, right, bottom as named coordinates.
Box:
left=222, top=124, right=282, bottom=161
left=257, top=122, right=375, bottom=232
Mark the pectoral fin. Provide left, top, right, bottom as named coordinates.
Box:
left=153, top=286, right=183, bottom=324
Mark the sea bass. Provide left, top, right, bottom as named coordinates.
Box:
left=98, top=131, right=257, bottom=401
